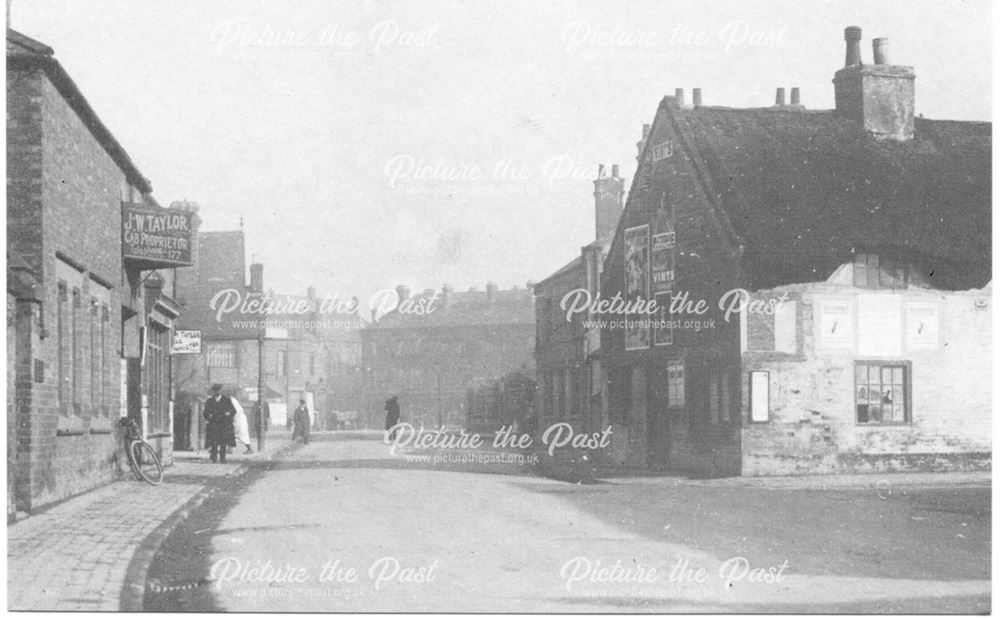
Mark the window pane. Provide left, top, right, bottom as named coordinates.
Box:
left=855, top=364, right=868, bottom=383
left=882, top=368, right=893, bottom=384
left=869, top=366, right=881, bottom=383
left=893, top=367, right=903, bottom=383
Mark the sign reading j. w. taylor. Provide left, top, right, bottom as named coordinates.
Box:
left=122, top=203, right=193, bottom=267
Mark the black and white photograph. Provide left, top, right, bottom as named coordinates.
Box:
left=5, top=0, right=993, bottom=614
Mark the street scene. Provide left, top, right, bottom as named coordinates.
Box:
left=6, top=0, right=993, bottom=615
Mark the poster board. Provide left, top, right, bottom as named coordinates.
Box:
left=623, top=225, right=650, bottom=350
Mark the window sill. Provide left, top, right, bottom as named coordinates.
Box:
left=147, top=432, right=172, bottom=439
left=855, top=422, right=912, bottom=428
left=56, top=429, right=86, bottom=437
left=89, top=428, right=112, bottom=435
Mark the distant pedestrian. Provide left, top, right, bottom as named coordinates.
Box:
left=204, top=384, right=236, bottom=463
left=292, top=399, right=311, bottom=444
left=384, top=395, right=400, bottom=441
left=232, top=397, right=254, bottom=454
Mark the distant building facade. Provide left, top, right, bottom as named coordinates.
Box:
left=7, top=29, right=192, bottom=516
left=533, top=164, right=625, bottom=437
left=599, top=27, right=991, bottom=476
left=173, top=233, right=365, bottom=440
left=360, top=284, right=536, bottom=431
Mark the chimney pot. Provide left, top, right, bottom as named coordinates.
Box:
left=872, top=37, right=890, bottom=64
left=790, top=87, right=801, bottom=105
left=775, top=87, right=786, bottom=106
left=844, top=26, right=863, bottom=66
left=611, top=164, right=619, bottom=178
left=597, top=163, right=605, bottom=178
left=674, top=88, right=685, bottom=106
left=692, top=88, right=702, bottom=107
left=641, top=123, right=650, bottom=139
left=395, top=285, right=410, bottom=303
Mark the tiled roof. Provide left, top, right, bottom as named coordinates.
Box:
left=622, top=99, right=991, bottom=290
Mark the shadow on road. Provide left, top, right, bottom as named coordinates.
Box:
left=143, top=462, right=277, bottom=612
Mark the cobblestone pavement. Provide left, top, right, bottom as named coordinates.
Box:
left=7, top=436, right=295, bottom=611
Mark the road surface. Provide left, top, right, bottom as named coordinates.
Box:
left=145, top=435, right=990, bottom=613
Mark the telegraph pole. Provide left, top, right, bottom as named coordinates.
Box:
left=257, top=320, right=265, bottom=451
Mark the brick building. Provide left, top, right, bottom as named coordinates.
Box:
left=599, top=27, right=991, bottom=476
left=173, top=229, right=267, bottom=445
left=7, top=29, right=192, bottom=515
left=172, top=230, right=365, bottom=440
left=360, top=284, right=535, bottom=431
left=533, top=164, right=624, bottom=436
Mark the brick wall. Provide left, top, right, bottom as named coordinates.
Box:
left=7, top=67, right=128, bottom=511
left=742, top=281, right=991, bottom=475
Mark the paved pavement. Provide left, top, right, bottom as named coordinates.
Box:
left=144, top=436, right=991, bottom=613
left=7, top=433, right=297, bottom=611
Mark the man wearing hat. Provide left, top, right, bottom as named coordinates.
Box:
left=204, top=384, right=236, bottom=463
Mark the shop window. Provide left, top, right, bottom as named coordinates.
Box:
left=853, top=254, right=907, bottom=289
left=855, top=361, right=910, bottom=424
left=666, top=361, right=685, bottom=409
left=147, top=323, right=170, bottom=433
left=206, top=341, right=236, bottom=367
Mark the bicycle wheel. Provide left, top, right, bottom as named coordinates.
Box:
left=129, top=440, right=164, bottom=485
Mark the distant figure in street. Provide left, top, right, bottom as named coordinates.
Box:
left=204, top=384, right=236, bottom=463
left=384, top=395, right=400, bottom=441
left=292, top=399, right=311, bottom=444
left=232, top=396, right=253, bottom=454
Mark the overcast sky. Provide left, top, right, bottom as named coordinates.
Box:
left=12, top=0, right=992, bottom=304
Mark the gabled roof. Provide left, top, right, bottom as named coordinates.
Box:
left=534, top=232, right=615, bottom=291
left=621, top=98, right=991, bottom=290
left=6, top=28, right=152, bottom=193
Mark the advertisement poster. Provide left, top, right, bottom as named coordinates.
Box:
left=817, top=299, right=853, bottom=350
left=623, top=225, right=649, bottom=350
left=905, top=301, right=941, bottom=351
left=651, top=232, right=675, bottom=294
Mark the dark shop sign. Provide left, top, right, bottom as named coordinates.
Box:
left=122, top=203, right=193, bottom=267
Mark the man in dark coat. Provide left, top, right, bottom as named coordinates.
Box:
left=384, top=395, right=400, bottom=441
left=292, top=399, right=311, bottom=444
left=204, top=384, right=236, bottom=463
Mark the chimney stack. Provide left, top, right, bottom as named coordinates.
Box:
left=441, top=283, right=453, bottom=309
left=486, top=282, right=498, bottom=304
left=249, top=263, right=263, bottom=293
left=790, top=87, right=801, bottom=105
left=636, top=123, right=651, bottom=161
left=692, top=88, right=702, bottom=107
left=844, top=25, right=862, bottom=66
left=593, top=162, right=625, bottom=240
left=833, top=27, right=915, bottom=141
left=872, top=37, right=890, bottom=64
left=674, top=88, right=685, bottom=106
left=775, top=87, right=786, bottom=106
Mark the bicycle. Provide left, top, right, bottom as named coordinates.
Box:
left=118, top=416, right=164, bottom=485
